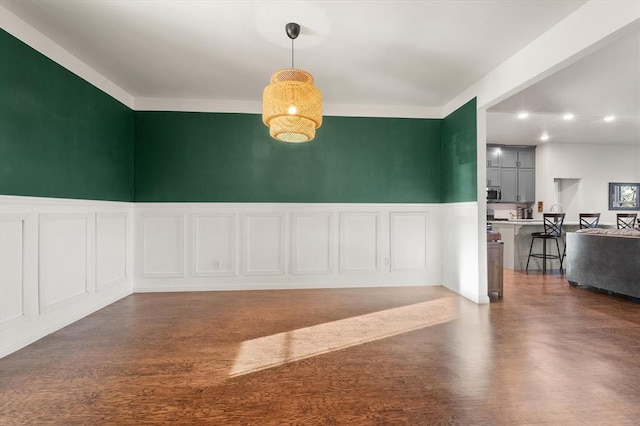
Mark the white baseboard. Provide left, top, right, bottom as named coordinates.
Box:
left=0, top=284, right=131, bottom=358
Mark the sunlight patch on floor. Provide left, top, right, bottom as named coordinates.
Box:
left=229, top=297, right=456, bottom=377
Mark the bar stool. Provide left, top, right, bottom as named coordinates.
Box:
left=580, top=213, right=601, bottom=229
left=562, top=213, right=600, bottom=264
left=617, top=213, right=638, bottom=229
left=526, top=213, right=565, bottom=274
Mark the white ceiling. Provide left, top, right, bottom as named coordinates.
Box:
left=1, top=0, right=587, bottom=109
left=487, top=28, right=640, bottom=146
left=2, top=0, right=637, bottom=146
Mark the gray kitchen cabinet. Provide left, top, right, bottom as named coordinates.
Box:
left=500, top=149, right=518, bottom=168
left=487, top=146, right=502, bottom=167
left=487, top=167, right=500, bottom=187
left=517, top=168, right=535, bottom=202
left=517, top=150, right=535, bottom=168
left=489, top=146, right=535, bottom=203
left=500, top=168, right=518, bottom=202
left=500, top=148, right=534, bottom=168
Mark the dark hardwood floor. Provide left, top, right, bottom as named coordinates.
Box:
left=1, top=270, right=639, bottom=425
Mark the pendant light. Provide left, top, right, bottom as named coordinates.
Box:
left=262, top=23, right=322, bottom=143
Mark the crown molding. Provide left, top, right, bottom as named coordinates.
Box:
left=1, top=5, right=442, bottom=119
left=1, top=5, right=135, bottom=109
left=135, top=97, right=443, bottom=119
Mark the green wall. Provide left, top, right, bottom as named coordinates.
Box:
left=134, top=112, right=443, bottom=203
left=0, top=29, right=134, bottom=201
left=442, top=98, right=477, bottom=202
left=1, top=28, right=477, bottom=204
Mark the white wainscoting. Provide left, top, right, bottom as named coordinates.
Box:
left=0, top=196, right=133, bottom=357
left=390, top=212, right=429, bottom=272
left=0, top=198, right=475, bottom=357
left=39, top=213, right=93, bottom=313
left=191, top=213, right=236, bottom=277
left=242, top=213, right=285, bottom=276
left=0, top=218, right=23, bottom=324
left=134, top=203, right=444, bottom=292
left=291, top=212, right=334, bottom=275
left=340, top=212, right=380, bottom=273
left=139, top=213, right=185, bottom=278
left=96, top=213, right=128, bottom=291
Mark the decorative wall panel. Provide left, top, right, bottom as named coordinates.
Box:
left=340, top=212, right=380, bottom=273
left=39, top=214, right=90, bottom=313
left=96, top=213, right=127, bottom=290
left=141, top=214, right=185, bottom=278
left=291, top=213, right=334, bottom=275
left=192, top=213, right=236, bottom=277
left=0, top=216, right=25, bottom=326
left=390, top=212, right=428, bottom=271
left=242, top=213, right=285, bottom=276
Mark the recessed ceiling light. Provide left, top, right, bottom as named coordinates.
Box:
left=517, top=112, right=529, bottom=119
left=562, top=113, right=575, bottom=120
left=603, top=115, right=616, bottom=123
left=540, top=133, right=549, bottom=141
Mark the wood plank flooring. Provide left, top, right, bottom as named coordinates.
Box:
left=1, top=271, right=639, bottom=425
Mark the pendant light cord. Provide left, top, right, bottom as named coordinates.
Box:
left=291, top=38, right=295, bottom=69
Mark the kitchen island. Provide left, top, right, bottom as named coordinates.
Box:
left=487, top=219, right=617, bottom=271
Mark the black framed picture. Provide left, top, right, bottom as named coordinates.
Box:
left=609, top=182, right=640, bottom=210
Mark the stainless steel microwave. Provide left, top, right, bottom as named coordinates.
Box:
left=487, top=187, right=501, bottom=201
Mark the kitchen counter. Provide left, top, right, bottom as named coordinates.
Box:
left=489, top=219, right=577, bottom=225
left=489, top=220, right=572, bottom=270
left=496, top=219, right=543, bottom=224
left=488, top=220, right=614, bottom=226
left=487, top=219, right=615, bottom=271
left=487, top=220, right=614, bottom=270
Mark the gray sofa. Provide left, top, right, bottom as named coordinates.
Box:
left=566, top=228, right=640, bottom=301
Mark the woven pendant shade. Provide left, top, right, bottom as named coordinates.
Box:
left=263, top=69, right=322, bottom=143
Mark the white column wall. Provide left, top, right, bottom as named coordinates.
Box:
left=440, top=202, right=487, bottom=304
left=0, top=196, right=134, bottom=357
